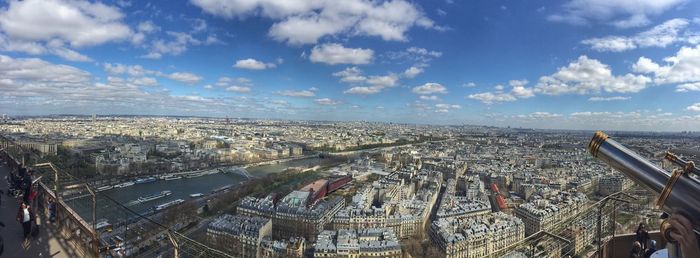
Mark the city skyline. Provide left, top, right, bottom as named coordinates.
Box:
left=2, top=0, right=700, bottom=131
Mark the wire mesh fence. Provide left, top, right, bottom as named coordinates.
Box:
left=1, top=136, right=234, bottom=258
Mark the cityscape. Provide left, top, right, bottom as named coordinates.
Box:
left=1, top=0, right=700, bottom=258
left=1, top=116, right=698, bottom=257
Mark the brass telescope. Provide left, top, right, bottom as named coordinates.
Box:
left=588, top=131, right=700, bottom=243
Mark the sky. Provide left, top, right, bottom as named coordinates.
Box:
left=1, top=0, right=700, bottom=131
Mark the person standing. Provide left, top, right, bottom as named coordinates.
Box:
left=635, top=223, right=649, bottom=250
left=15, top=203, right=33, bottom=246
left=21, top=171, right=31, bottom=205
left=644, top=240, right=657, bottom=258
left=630, top=241, right=643, bottom=258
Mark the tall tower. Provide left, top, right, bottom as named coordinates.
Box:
left=92, top=113, right=96, bottom=122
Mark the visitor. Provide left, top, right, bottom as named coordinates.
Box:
left=635, top=223, right=649, bottom=250
left=630, top=241, right=643, bottom=258
left=15, top=202, right=33, bottom=246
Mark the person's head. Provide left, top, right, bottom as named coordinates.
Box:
left=633, top=241, right=642, bottom=252
left=21, top=203, right=27, bottom=209
left=638, top=223, right=645, bottom=230
left=649, top=240, right=656, bottom=250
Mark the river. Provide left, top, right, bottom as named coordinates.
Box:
left=66, top=156, right=348, bottom=223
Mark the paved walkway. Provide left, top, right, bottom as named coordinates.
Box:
left=0, top=163, right=71, bottom=258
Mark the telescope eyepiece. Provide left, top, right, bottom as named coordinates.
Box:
left=588, top=131, right=608, bottom=157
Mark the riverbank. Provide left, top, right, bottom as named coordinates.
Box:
left=88, top=153, right=320, bottom=191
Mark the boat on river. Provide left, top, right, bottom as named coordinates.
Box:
left=154, top=199, right=184, bottom=211
left=96, top=185, right=113, bottom=192
left=115, top=181, right=134, bottom=188
left=163, top=175, right=182, bottom=181
left=137, top=190, right=172, bottom=203
left=135, top=177, right=156, bottom=184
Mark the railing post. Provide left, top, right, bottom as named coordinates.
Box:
left=597, top=199, right=605, bottom=258
left=610, top=203, right=617, bottom=258
left=168, top=231, right=180, bottom=258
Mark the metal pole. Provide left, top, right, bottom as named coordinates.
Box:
left=168, top=231, right=180, bottom=258
left=597, top=204, right=602, bottom=258
left=610, top=202, right=617, bottom=258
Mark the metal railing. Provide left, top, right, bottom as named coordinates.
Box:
left=1, top=135, right=234, bottom=258
left=0, top=140, right=100, bottom=257
left=484, top=191, right=647, bottom=258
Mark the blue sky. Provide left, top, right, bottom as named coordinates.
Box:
left=1, top=0, right=700, bottom=131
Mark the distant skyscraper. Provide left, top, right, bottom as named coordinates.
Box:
left=92, top=113, right=96, bottom=122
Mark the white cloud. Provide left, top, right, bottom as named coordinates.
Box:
left=0, top=35, right=94, bottom=62
left=49, top=45, right=92, bottom=62
left=343, top=86, right=381, bottom=95
left=102, top=63, right=206, bottom=89
left=508, top=79, right=534, bottom=98
left=463, top=82, right=477, bottom=87
left=233, top=58, right=277, bottom=70
left=314, top=98, right=339, bottom=105
left=434, top=103, right=461, bottom=113
left=687, top=103, right=700, bottom=112
left=143, top=32, right=195, bottom=59
left=468, top=80, right=535, bottom=104
left=226, top=85, right=251, bottom=93
left=467, top=92, right=517, bottom=104
left=582, top=37, right=636, bottom=52
left=676, top=82, right=700, bottom=92
left=570, top=111, right=642, bottom=118
left=582, top=19, right=691, bottom=52
left=548, top=0, right=685, bottom=28
left=334, top=67, right=399, bottom=95
left=412, top=83, right=447, bottom=94
left=333, top=67, right=366, bottom=83
left=129, top=77, right=158, bottom=87
left=0, top=0, right=132, bottom=47
left=168, top=72, right=202, bottom=84
left=212, top=76, right=255, bottom=93
left=276, top=89, right=315, bottom=97
left=588, top=96, right=631, bottom=101
left=528, top=112, right=562, bottom=119
left=419, top=95, right=439, bottom=101
left=191, top=0, right=440, bottom=45
left=403, top=66, right=423, bottom=78
left=132, top=20, right=160, bottom=45
left=142, top=31, right=218, bottom=59
left=387, top=47, right=442, bottom=65
left=138, top=21, right=160, bottom=34
left=104, top=63, right=155, bottom=77
left=309, top=43, right=374, bottom=65
left=0, top=54, right=299, bottom=117
left=406, top=47, right=442, bottom=58
left=633, top=45, right=700, bottom=84
left=192, top=19, right=207, bottom=33
left=535, top=56, right=651, bottom=95
left=366, top=74, right=398, bottom=88
left=0, top=54, right=90, bottom=86
left=511, top=85, right=535, bottom=98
